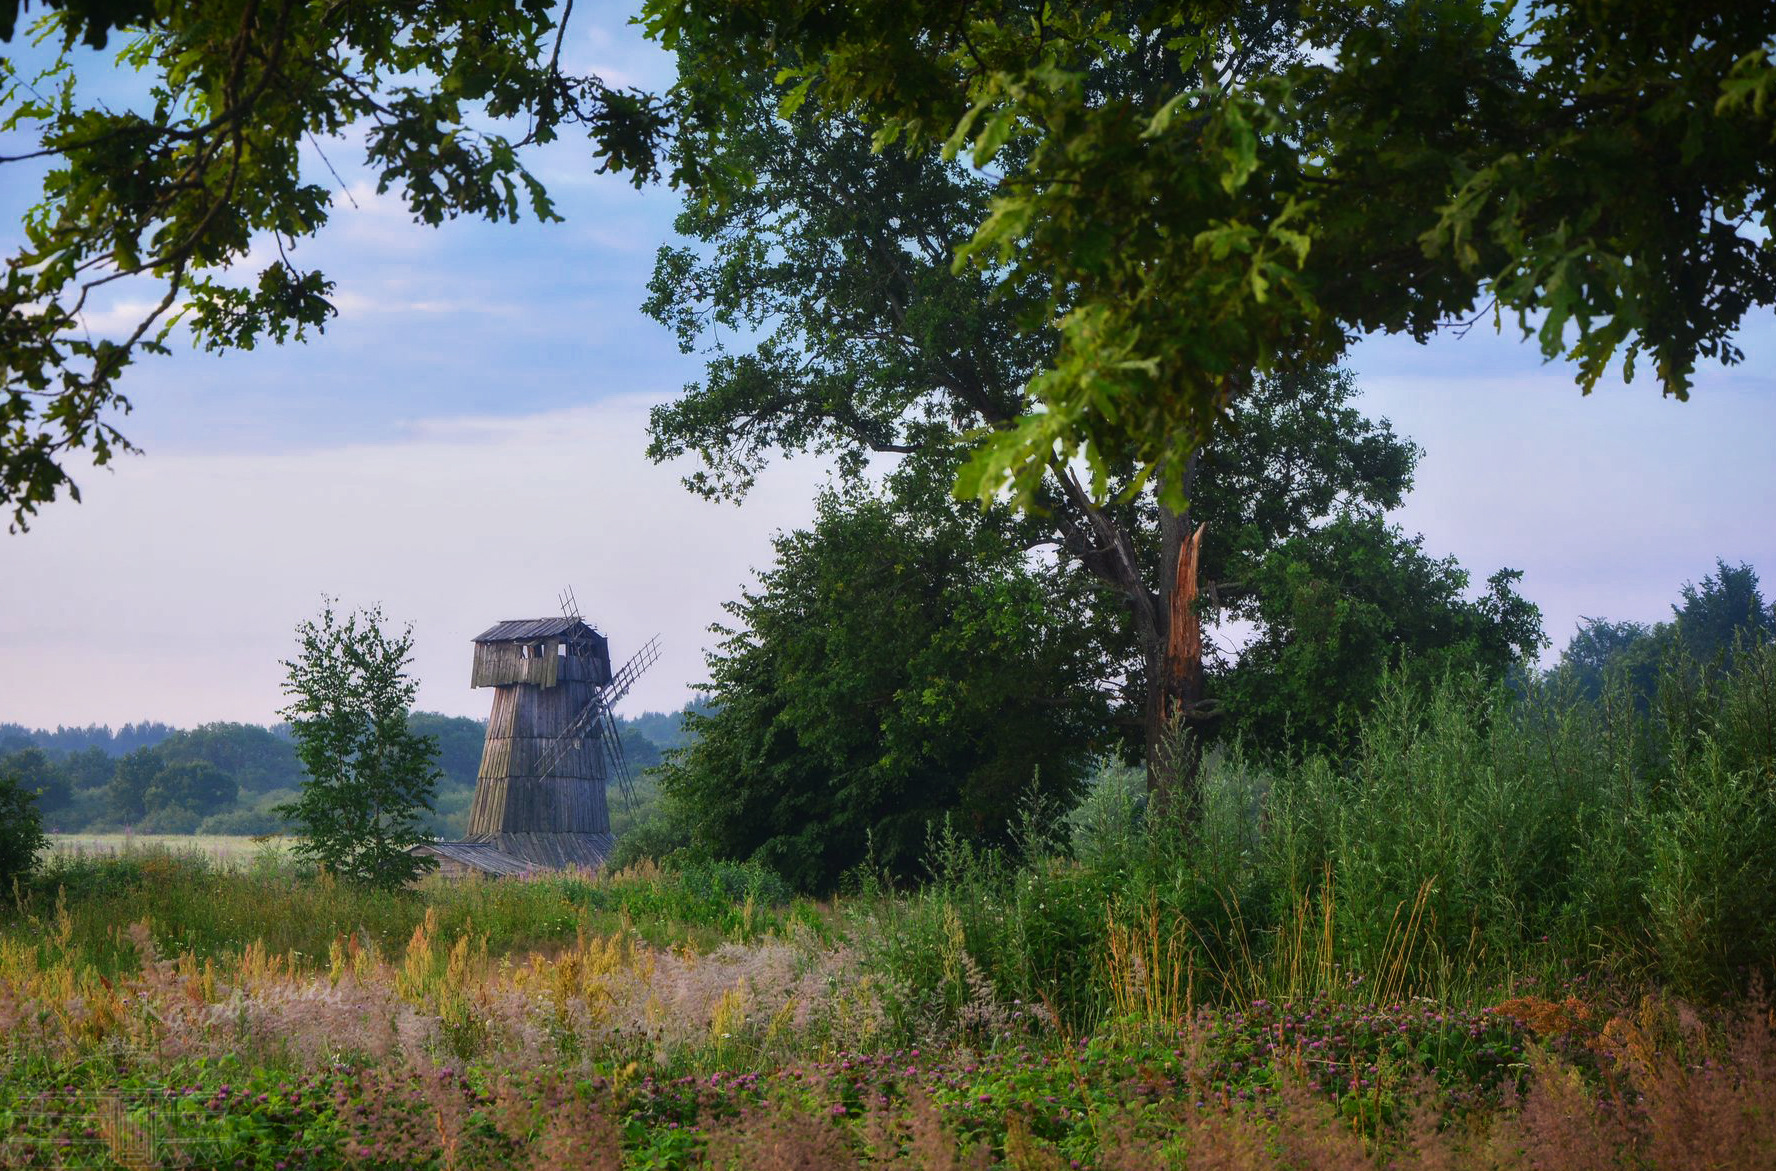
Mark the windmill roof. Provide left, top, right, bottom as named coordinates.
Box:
left=412, top=832, right=615, bottom=876
left=473, top=617, right=602, bottom=643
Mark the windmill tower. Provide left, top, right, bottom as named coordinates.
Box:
left=415, top=603, right=659, bottom=877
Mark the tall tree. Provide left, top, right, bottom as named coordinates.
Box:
left=106, top=745, right=161, bottom=824
left=644, top=34, right=1532, bottom=795
left=658, top=469, right=1109, bottom=892
left=143, top=759, right=237, bottom=818
left=278, top=600, right=439, bottom=888
left=155, top=723, right=302, bottom=795
left=1555, top=618, right=1663, bottom=704
left=1218, top=514, right=1544, bottom=757
left=0, top=746, right=68, bottom=816
left=643, top=0, right=1776, bottom=514
left=1674, top=560, right=1775, bottom=661
left=0, top=0, right=672, bottom=529
left=1554, top=560, right=1773, bottom=703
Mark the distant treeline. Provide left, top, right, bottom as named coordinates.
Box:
left=0, top=698, right=711, bottom=838
left=0, top=721, right=185, bottom=758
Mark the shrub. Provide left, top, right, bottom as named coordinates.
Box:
left=278, top=600, right=441, bottom=889
left=0, top=771, right=45, bottom=889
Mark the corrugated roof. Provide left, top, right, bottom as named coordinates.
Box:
left=472, top=617, right=602, bottom=643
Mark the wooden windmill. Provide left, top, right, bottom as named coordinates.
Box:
left=415, top=600, right=659, bottom=877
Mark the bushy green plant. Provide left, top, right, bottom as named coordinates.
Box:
left=0, top=770, right=46, bottom=889
left=278, top=600, right=441, bottom=890
left=891, top=646, right=1776, bottom=1020
left=657, top=477, right=1106, bottom=894
left=1644, top=740, right=1776, bottom=995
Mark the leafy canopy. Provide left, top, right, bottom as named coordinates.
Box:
left=1220, top=514, right=1545, bottom=757
left=0, top=0, right=672, bottom=529
left=277, top=599, right=440, bottom=889
left=643, top=0, right=1776, bottom=509
left=643, top=28, right=1537, bottom=765
left=1554, top=559, right=1776, bottom=704
left=657, top=469, right=1110, bottom=893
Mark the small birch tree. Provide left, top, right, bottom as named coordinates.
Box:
left=278, top=600, right=439, bottom=888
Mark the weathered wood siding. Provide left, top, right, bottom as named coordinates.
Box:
left=467, top=680, right=611, bottom=836
left=470, top=641, right=612, bottom=689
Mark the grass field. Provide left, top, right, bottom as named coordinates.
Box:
left=2, top=660, right=1770, bottom=1167
left=45, top=832, right=291, bottom=864
left=0, top=846, right=1770, bottom=1169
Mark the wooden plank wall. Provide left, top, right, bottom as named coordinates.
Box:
left=470, top=642, right=611, bottom=688
left=468, top=679, right=611, bottom=836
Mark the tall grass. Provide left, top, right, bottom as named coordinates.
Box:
left=866, top=644, right=1776, bottom=1035
left=2, top=643, right=1774, bottom=1168
left=9, top=848, right=823, bottom=976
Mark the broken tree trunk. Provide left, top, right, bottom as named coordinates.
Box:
left=1148, top=522, right=1208, bottom=812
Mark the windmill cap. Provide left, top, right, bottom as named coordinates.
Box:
left=473, top=618, right=604, bottom=643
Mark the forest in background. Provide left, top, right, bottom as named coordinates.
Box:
left=0, top=702, right=706, bottom=839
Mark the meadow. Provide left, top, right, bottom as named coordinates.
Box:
left=1, top=657, right=1773, bottom=1168
left=44, top=835, right=288, bottom=865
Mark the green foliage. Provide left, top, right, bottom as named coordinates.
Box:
left=643, top=29, right=1502, bottom=766
left=153, top=722, right=302, bottom=794
left=624, top=701, right=711, bottom=752
left=406, top=712, right=486, bottom=789
left=0, top=745, right=67, bottom=815
left=276, top=600, right=440, bottom=890
left=853, top=641, right=1776, bottom=1033
left=0, top=707, right=688, bottom=837
left=0, top=719, right=173, bottom=756
left=142, top=759, right=236, bottom=816
left=1553, top=559, right=1774, bottom=707
left=0, top=767, right=45, bottom=887
left=657, top=476, right=1107, bottom=893
left=645, top=1, right=1776, bottom=513
left=0, top=0, right=674, bottom=529
left=1675, top=559, right=1776, bottom=660
left=1218, top=514, right=1545, bottom=757
left=57, top=745, right=111, bottom=791
left=105, top=744, right=159, bottom=824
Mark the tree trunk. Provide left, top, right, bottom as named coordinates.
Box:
left=1147, top=520, right=1207, bottom=810
left=1042, top=448, right=1209, bottom=812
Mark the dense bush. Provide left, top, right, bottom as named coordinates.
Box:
left=655, top=479, right=1108, bottom=894
left=0, top=770, right=45, bottom=889
left=852, top=643, right=1776, bottom=1037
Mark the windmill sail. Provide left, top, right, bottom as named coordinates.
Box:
left=532, top=635, right=661, bottom=802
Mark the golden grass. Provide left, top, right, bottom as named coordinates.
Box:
left=45, top=832, right=290, bottom=864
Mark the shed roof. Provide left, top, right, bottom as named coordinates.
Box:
left=413, top=840, right=540, bottom=877
left=412, top=832, right=615, bottom=877
left=472, top=617, right=601, bottom=643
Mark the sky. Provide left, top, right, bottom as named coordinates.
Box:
left=1, top=7, right=1772, bottom=730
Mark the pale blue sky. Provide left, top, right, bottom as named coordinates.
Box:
left=1, top=6, right=1771, bottom=728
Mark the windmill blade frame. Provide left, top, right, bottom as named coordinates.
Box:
left=531, top=635, right=661, bottom=794
left=590, top=697, right=637, bottom=806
